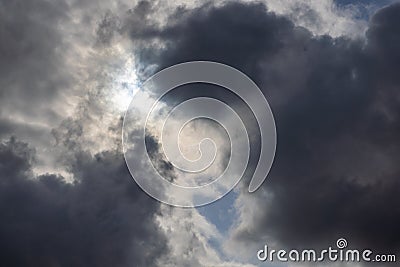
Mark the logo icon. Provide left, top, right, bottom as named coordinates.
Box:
left=122, top=61, right=276, bottom=207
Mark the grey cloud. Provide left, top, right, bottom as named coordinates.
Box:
left=0, top=0, right=79, bottom=172
left=0, top=137, right=168, bottom=267
left=0, top=0, right=71, bottom=118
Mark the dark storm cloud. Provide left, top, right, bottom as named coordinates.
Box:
left=127, top=0, right=400, bottom=253
left=0, top=137, right=168, bottom=267
left=131, top=1, right=294, bottom=77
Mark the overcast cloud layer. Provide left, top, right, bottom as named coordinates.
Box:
left=1, top=0, right=400, bottom=266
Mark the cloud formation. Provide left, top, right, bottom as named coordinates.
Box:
left=0, top=137, right=168, bottom=267
left=1, top=0, right=400, bottom=266
left=124, top=0, right=400, bottom=255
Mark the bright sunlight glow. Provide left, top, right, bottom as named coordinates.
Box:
left=111, top=57, right=139, bottom=112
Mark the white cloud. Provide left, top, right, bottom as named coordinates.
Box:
left=260, top=0, right=368, bottom=37
left=156, top=205, right=257, bottom=267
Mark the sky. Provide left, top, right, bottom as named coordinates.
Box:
left=1, top=0, right=400, bottom=266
